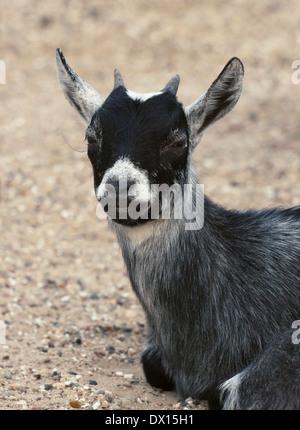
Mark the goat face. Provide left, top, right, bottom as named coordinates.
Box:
left=86, top=87, right=189, bottom=226
left=56, top=48, right=244, bottom=226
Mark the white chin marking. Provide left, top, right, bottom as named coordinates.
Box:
left=123, top=222, right=156, bottom=247
left=126, top=89, right=162, bottom=102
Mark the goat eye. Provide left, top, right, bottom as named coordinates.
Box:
left=87, top=135, right=100, bottom=145
left=172, top=140, right=187, bottom=150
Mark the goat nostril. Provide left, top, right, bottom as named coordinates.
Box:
left=106, top=179, right=137, bottom=196
left=99, top=190, right=108, bottom=201
left=127, top=180, right=136, bottom=189
left=106, top=180, right=120, bottom=195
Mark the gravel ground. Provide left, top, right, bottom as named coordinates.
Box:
left=0, top=0, right=300, bottom=410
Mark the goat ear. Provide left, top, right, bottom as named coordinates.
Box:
left=185, top=57, right=244, bottom=148
left=56, top=48, right=105, bottom=123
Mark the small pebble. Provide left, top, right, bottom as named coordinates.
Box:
left=124, top=374, right=133, bottom=379
left=92, top=401, right=100, bottom=410
left=9, top=384, right=20, bottom=391
left=70, top=400, right=81, bottom=409
left=83, top=385, right=90, bottom=390
left=4, top=371, right=12, bottom=379
left=101, top=399, right=110, bottom=408
left=55, top=382, right=65, bottom=389
left=16, top=400, right=27, bottom=409
left=44, top=384, right=53, bottom=391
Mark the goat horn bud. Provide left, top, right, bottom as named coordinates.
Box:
left=114, top=69, right=125, bottom=89
left=161, top=74, right=180, bottom=96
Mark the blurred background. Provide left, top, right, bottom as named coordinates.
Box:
left=0, top=0, right=300, bottom=410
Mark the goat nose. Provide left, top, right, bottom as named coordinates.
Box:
left=106, top=179, right=136, bottom=207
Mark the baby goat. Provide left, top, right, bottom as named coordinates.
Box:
left=56, top=48, right=300, bottom=409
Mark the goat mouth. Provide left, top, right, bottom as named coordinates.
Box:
left=112, top=217, right=151, bottom=227
left=102, top=201, right=153, bottom=227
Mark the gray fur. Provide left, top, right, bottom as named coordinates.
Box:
left=221, top=329, right=300, bottom=410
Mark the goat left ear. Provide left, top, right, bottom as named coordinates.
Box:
left=56, top=48, right=105, bottom=123
left=185, top=57, right=244, bottom=148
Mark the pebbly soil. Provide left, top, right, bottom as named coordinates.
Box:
left=0, top=0, right=300, bottom=410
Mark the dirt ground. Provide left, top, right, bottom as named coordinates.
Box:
left=0, top=0, right=300, bottom=411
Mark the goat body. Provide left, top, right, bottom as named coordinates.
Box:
left=114, top=198, right=300, bottom=408
left=56, top=49, right=300, bottom=409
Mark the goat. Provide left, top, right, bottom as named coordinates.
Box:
left=56, top=48, right=300, bottom=409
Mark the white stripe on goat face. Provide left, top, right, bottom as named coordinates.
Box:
left=126, top=90, right=162, bottom=102
left=96, top=157, right=151, bottom=205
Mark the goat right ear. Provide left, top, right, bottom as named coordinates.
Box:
left=56, top=48, right=105, bottom=123
left=185, top=58, right=244, bottom=148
